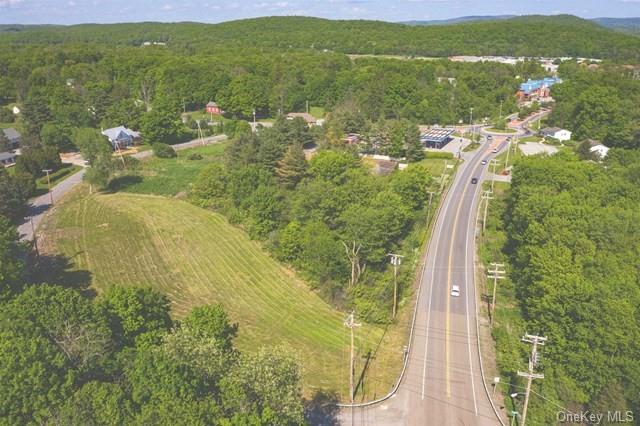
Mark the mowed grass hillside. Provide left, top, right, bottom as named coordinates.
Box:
left=42, top=189, right=403, bottom=398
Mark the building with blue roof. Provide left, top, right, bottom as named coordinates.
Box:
left=517, top=77, right=562, bottom=101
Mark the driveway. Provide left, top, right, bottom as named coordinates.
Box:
left=18, top=134, right=227, bottom=241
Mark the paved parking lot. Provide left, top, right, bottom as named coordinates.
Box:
left=518, top=142, right=558, bottom=156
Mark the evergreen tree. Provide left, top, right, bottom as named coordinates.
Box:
left=276, top=144, right=307, bottom=188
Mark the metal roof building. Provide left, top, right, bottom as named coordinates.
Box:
left=420, top=128, right=455, bottom=148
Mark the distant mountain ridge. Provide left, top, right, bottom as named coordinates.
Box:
left=1, top=15, right=639, bottom=61
left=403, top=15, right=640, bottom=34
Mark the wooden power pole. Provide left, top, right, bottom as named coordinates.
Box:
left=344, top=311, right=361, bottom=404
left=42, top=169, right=54, bottom=206
left=387, top=253, right=404, bottom=319
left=517, top=334, right=546, bottom=426
left=488, top=262, right=506, bottom=322
left=482, top=190, right=494, bottom=235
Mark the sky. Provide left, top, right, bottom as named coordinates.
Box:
left=1, top=0, right=640, bottom=25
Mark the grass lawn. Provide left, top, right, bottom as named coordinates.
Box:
left=416, top=157, right=455, bottom=178
left=485, top=127, right=517, bottom=134
left=518, top=135, right=542, bottom=143
left=111, top=143, right=228, bottom=196
left=41, top=189, right=406, bottom=400
left=463, top=142, right=481, bottom=152
left=309, top=106, right=325, bottom=119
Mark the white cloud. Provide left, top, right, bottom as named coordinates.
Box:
left=162, top=4, right=173, bottom=10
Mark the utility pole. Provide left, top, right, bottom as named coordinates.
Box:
left=252, top=109, right=256, bottom=125
left=505, top=138, right=512, bottom=170
left=42, top=169, right=54, bottom=206
left=196, top=119, right=205, bottom=146
left=488, top=262, right=506, bottom=321
left=482, top=189, right=494, bottom=235
left=426, top=191, right=436, bottom=226
left=518, top=334, right=546, bottom=426
left=344, top=312, right=361, bottom=406
left=490, top=159, right=500, bottom=192
left=387, top=253, right=404, bottom=319
left=440, top=161, right=448, bottom=192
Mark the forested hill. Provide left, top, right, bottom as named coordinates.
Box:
left=1, top=15, right=640, bottom=61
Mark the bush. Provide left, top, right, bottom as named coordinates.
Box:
left=424, top=151, right=454, bottom=159
left=152, top=143, right=176, bottom=159
left=0, top=107, right=14, bottom=123
left=187, top=153, right=203, bottom=161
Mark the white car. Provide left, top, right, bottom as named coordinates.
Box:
left=451, top=285, right=461, bottom=297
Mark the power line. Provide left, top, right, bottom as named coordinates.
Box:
left=482, top=189, right=494, bottom=235
left=387, top=253, right=404, bottom=319
left=517, top=334, right=547, bottom=426
left=487, top=262, right=506, bottom=323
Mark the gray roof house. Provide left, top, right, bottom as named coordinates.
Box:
left=101, top=126, right=141, bottom=149
left=0, top=151, right=17, bottom=167
left=1, top=128, right=21, bottom=150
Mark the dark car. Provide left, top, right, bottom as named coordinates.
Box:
left=471, top=177, right=478, bottom=184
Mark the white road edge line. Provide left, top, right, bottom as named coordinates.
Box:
left=422, top=158, right=465, bottom=400
left=465, top=159, right=483, bottom=415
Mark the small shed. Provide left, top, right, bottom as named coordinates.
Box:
left=0, top=151, right=17, bottom=167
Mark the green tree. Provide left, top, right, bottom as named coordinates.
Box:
left=40, top=122, right=74, bottom=152
left=192, top=163, right=228, bottom=207
left=55, top=381, right=134, bottom=426
left=0, top=168, right=32, bottom=223
left=276, top=144, right=307, bottom=188
left=99, top=286, right=172, bottom=347
left=0, top=216, right=24, bottom=295
left=390, top=165, right=431, bottom=210
left=220, top=346, right=304, bottom=426
left=182, top=304, right=238, bottom=352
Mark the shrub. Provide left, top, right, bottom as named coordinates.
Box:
left=187, top=153, right=203, bottom=161
left=424, top=151, right=454, bottom=159
left=152, top=143, right=176, bottom=159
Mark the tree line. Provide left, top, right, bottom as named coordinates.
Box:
left=2, top=15, right=640, bottom=61
left=549, top=62, right=640, bottom=148
left=500, top=151, right=640, bottom=423
left=191, top=117, right=434, bottom=322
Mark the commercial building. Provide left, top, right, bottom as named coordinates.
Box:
left=516, top=77, right=562, bottom=102
left=420, top=128, right=455, bottom=148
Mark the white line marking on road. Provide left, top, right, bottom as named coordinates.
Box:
left=421, top=159, right=465, bottom=401
left=464, top=161, right=483, bottom=416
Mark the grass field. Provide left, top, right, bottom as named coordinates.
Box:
left=41, top=189, right=408, bottom=400
left=485, top=127, right=517, bottom=134
left=111, top=143, right=227, bottom=196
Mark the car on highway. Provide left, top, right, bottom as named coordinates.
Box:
left=481, top=159, right=488, bottom=165
left=471, top=177, right=478, bottom=184
left=492, top=147, right=499, bottom=153
left=451, top=285, right=460, bottom=297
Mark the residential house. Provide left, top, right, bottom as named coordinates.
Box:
left=101, top=126, right=141, bottom=150
left=0, top=151, right=17, bottom=167
left=206, top=101, right=222, bottom=115
left=1, top=128, right=21, bottom=150
left=587, top=140, right=610, bottom=160
left=286, top=112, right=317, bottom=126
left=540, top=127, right=572, bottom=142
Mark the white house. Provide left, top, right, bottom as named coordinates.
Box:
left=590, top=144, right=610, bottom=160
left=541, top=127, right=572, bottom=142
left=101, top=126, right=140, bottom=150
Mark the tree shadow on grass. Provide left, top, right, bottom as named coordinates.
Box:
left=26, top=253, right=94, bottom=297
left=107, top=175, right=143, bottom=193
left=305, top=390, right=341, bottom=426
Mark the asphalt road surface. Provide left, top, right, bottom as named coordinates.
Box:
left=17, top=134, right=227, bottom=241
left=340, top=138, right=508, bottom=426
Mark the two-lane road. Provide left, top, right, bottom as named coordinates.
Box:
left=342, top=139, right=506, bottom=425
